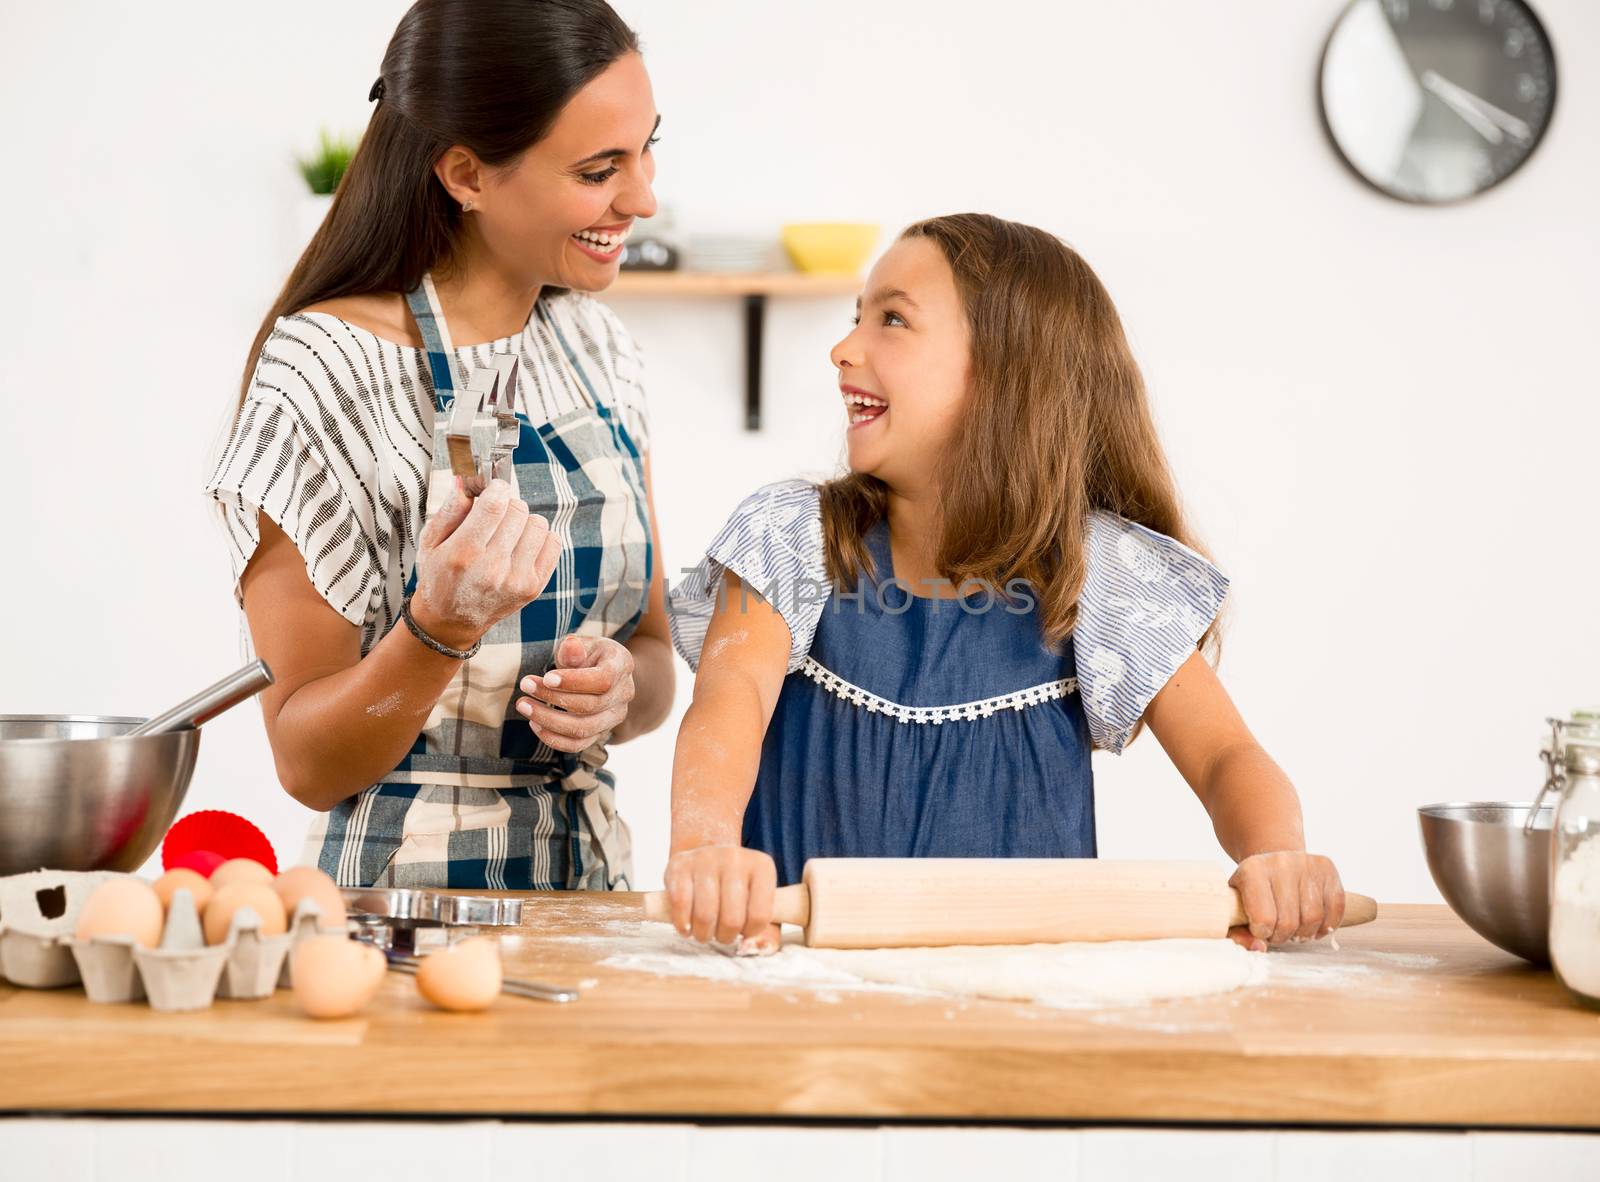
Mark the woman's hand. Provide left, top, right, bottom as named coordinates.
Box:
left=663, top=844, right=781, bottom=951
left=409, top=478, right=561, bottom=650
left=515, top=635, right=636, bottom=753
left=1228, top=851, right=1346, bottom=951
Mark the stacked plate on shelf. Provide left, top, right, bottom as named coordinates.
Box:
left=684, top=234, right=778, bottom=273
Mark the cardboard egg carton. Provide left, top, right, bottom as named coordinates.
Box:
left=0, top=869, right=125, bottom=988
left=0, top=870, right=341, bottom=1012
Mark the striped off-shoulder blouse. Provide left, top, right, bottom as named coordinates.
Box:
left=204, top=291, right=651, bottom=655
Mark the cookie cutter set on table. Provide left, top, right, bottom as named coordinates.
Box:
left=342, top=885, right=579, bottom=1003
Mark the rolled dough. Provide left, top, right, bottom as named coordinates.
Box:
left=805, top=938, right=1266, bottom=1007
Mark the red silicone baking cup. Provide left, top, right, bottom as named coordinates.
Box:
left=161, top=810, right=278, bottom=874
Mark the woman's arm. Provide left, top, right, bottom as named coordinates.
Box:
left=1144, top=650, right=1346, bottom=947
left=611, top=455, right=674, bottom=744
left=242, top=516, right=467, bottom=811
left=242, top=479, right=559, bottom=812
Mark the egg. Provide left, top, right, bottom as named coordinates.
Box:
left=272, top=866, right=347, bottom=930
left=74, top=878, right=164, bottom=948
left=210, top=858, right=274, bottom=889
left=153, top=868, right=215, bottom=914
left=290, top=935, right=388, bottom=1019
left=415, top=936, right=502, bottom=1012
left=202, top=881, right=287, bottom=945
left=169, top=849, right=225, bottom=878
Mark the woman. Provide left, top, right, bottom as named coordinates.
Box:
left=205, top=0, right=672, bottom=890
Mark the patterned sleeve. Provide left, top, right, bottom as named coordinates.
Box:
left=667, top=480, right=828, bottom=674
left=202, top=324, right=384, bottom=631
left=1074, top=511, right=1230, bottom=754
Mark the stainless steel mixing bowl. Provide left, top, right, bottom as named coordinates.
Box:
left=1418, top=802, right=1552, bottom=964
left=0, top=715, right=200, bottom=877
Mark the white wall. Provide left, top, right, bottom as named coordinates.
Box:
left=2, top=0, right=1595, bottom=902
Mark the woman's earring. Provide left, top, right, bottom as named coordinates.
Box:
left=462, top=200, right=475, bottom=212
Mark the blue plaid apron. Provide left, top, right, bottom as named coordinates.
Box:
left=306, top=275, right=652, bottom=890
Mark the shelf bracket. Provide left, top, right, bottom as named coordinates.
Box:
left=743, top=293, right=765, bottom=431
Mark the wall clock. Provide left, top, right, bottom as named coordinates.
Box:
left=1319, top=0, right=1557, bottom=203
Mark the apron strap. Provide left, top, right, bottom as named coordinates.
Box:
left=537, top=301, right=601, bottom=407
left=405, top=273, right=469, bottom=406
left=537, top=301, right=639, bottom=465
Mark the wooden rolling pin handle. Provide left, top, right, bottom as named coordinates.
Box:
left=1227, top=889, right=1378, bottom=930
left=641, top=884, right=812, bottom=928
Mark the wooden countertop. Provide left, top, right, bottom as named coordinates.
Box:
left=2, top=897, right=1596, bottom=1128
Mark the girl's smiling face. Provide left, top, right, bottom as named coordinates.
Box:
left=831, top=236, right=971, bottom=489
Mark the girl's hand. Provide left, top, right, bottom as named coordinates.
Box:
left=516, top=635, right=635, bottom=753
left=663, top=844, right=781, bottom=951
left=411, top=478, right=561, bottom=649
left=1228, top=851, right=1346, bottom=951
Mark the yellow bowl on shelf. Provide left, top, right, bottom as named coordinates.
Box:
left=781, top=223, right=879, bottom=276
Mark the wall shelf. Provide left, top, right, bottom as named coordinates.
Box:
left=604, top=270, right=860, bottom=429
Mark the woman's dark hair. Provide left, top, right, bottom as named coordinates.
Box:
left=233, top=0, right=640, bottom=414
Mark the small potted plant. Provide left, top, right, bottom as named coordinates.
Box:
left=294, top=129, right=358, bottom=245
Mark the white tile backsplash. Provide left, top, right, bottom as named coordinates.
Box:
left=2, top=1118, right=1596, bottom=1181
left=1470, top=1131, right=1600, bottom=1182
left=883, top=1126, right=1079, bottom=1180
left=0, top=1119, right=97, bottom=1182
left=491, top=1121, right=690, bottom=1181
left=1275, top=1130, right=1472, bottom=1181
left=691, top=1125, right=883, bottom=1182
left=1079, top=1128, right=1275, bottom=1182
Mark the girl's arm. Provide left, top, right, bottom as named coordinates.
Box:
left=663, top=568, right=791, bottom=946
left=1144, top=650, right=1347, bottom=949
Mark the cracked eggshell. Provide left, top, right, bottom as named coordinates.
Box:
left=415, top=936, right=502, bottom=1012
left=272, top=867, right=346, bottom=931
left=290, top=936, right=387, bottom=1019
left=74, top=878, right=164, bottom=948
left=203, top=882, right=286, bottom=946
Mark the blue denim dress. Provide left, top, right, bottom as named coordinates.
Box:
left=669, top=480, right=1229, bottom=887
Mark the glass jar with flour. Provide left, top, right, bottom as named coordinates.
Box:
left=1549, top=713, right=1600, bottom=1007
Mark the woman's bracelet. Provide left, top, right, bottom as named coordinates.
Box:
left=401, top=594, right=482, bottom=660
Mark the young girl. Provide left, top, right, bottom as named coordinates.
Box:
left=663, top=213, right=1345, bottom=954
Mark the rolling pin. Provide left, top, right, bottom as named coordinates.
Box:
left=641, top=858, right=1379, bottom=949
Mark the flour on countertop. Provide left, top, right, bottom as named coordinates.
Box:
left=563, top=921, right=1403, bottom=1011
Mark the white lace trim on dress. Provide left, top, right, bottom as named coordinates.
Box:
left=797, top=655, right=1078, bottom=725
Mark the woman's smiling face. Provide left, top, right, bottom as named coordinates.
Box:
left=831, top=236, right=972, bottom=489
left=446, top=51, right=660, bottom=293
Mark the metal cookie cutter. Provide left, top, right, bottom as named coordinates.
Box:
left=444, top=355, right=522, bottom=495
left=340, top=887, right=579, bottom=1004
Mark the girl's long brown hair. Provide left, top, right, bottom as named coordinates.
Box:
left=819, top=213, right=1220, bottom=681
left=231, top=0, right=639, bottom=420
